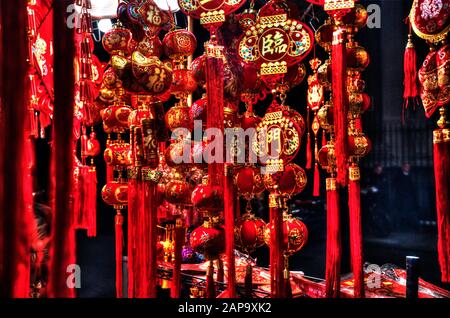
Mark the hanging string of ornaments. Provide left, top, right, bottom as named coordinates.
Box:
left=88, top=0, right=374, bottom=299
left=14, top=0, right=378, bottom=298
left=405, top=0, right=450, bottom=284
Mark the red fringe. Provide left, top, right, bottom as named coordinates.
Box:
left=269, top=197, right=284, bottom=298
left=170, top=221, right=184, bottom=298
left=47, top=0, right=76, bottom=298
left=332, top=28, right=349, bottom=187
left=403, top=36, right=419, bottom=106
left=148, top=181, right=158, bottom=298
left=75, top=166, right=97, bottom=237
left=127, top=170, right=138, bottom=298
left=325, top=178, right=341, bottom=298
left=322, top=130, right=327, bottom=147
left=306, top=133, right=312, bottom=169
left=206, top=260, right=216, bottom=298
left=348, top=170, right=365, bottom=297
left=205, top=54, right=224, bottom=188
left=115, top=213, right=124, bottom=298
left=224, top=164, right=236, bottom=297
left=433, top=135, right=450, bottom=283
left=313, top=163, right=320, bottom=197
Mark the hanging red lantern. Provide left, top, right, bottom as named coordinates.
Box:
left=234, top=213, right=267, bottom=253
left=165, top=179, right=192, bottom=206
left=163, top=29, right=197, bottom=61
left=191, top=179, right=223, bottom=215
left=263, top=163, right=307, bottom=196
left=318, top=142, right=335, bottom=170
left=165, top=104, right=194, bottom=132
left=101, top=104, right=132, bottom=133
left=348, top=131, right=371, bottom=158
left=264, top=213, right=308, bottom=255
left=234, top=165, right=265, bottom=199
left=170, top=68, right=198, bottom=97
left=165, top=141, right=191, bottom=168
left=101, top=182, right=129, bottom=206
left=102, top=24, right=132, bottom=55
left=104, top=142, right=132, bottom=166
left=190, top=221, right=225, bottom=258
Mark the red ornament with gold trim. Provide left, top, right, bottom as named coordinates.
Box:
left=190, top=221, right=225, bottom=258
left=163, top=29, right=197, bottom=62
left=191, top=179, right=223, bottom=215
left=165, top=178, right=192, bottom=206
left=263, top=163, right=307, bottom=196
left=234, top=212, right=267, bottom=253
left=104, top=142, right=132, bottom=166
left=170, top=68, right=198, bottom=97
left=101, top=182, right=128, bottom=206
left=264, top=213, right=308, bottom=255
left=165, top=104, right=193, bottom=131
left=234, top=165, right=265, bottom=199
left=102, top=24, right=132, bottom=55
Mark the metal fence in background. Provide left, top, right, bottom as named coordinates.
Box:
left=363, top=119, right=434, bottom=169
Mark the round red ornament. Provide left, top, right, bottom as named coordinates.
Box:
left=234, top=165, right=265, bottom=199
left=165, top=179, right=192, bottom=206
left=191, top=180, right=223, bottom=215
left=263, top=163, right=307, bottom=196
left=234, top=213, right=266, bottom=253
left=264, top=213, right=308, bottom=255
left=190, top=221, right=225, bottom=258
left=163, top=29, right=197, bottom=61
left=165, top=104, right=193, bottom=131
left=170, top=68, right=198, bottom=97
left=101, top=182, right=128, bottom=206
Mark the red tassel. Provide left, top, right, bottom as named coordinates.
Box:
left=306, top=108, right=312, bottom=169
left=284, top=255, right=292, bottom=298
left=170, top=219, right=184, bottom=298
left=224, top=164, right=236, bottom=297
left=206, top=260, right=216, bottom=298
left=269, top=194, right=285, bottom=298
left=433, top=129, right=450, bottom=283
left=313, top=163, right=320, bottom=197
left=127, top=167, right=138, bottom=297
left=115, top=212, right=124, bottom=298
left=403, top=34, right=419, bottom=115
left=85, top=166, right=97, bottom=237
left=205, top=50, right=224, bottom=188
left=348, top=166, right=365, bottom=297
left=142, top=175, right=158, bottom=297
left=332, top=27, right=349, bottom=187
left=306, top=132, right=312, bottom=169
left=134, top=177, right=148, bottom=297
left=47, top=0, right=76, bottom=298
left=244, top=263, right=253, bottom=298
left=325, top=178, right=341, bottom=298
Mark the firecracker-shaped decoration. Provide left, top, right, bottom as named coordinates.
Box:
left=408, top=0, right=450, bottom=283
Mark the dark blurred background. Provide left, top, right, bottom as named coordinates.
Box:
left=33, top=0, right=448, bottom=297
